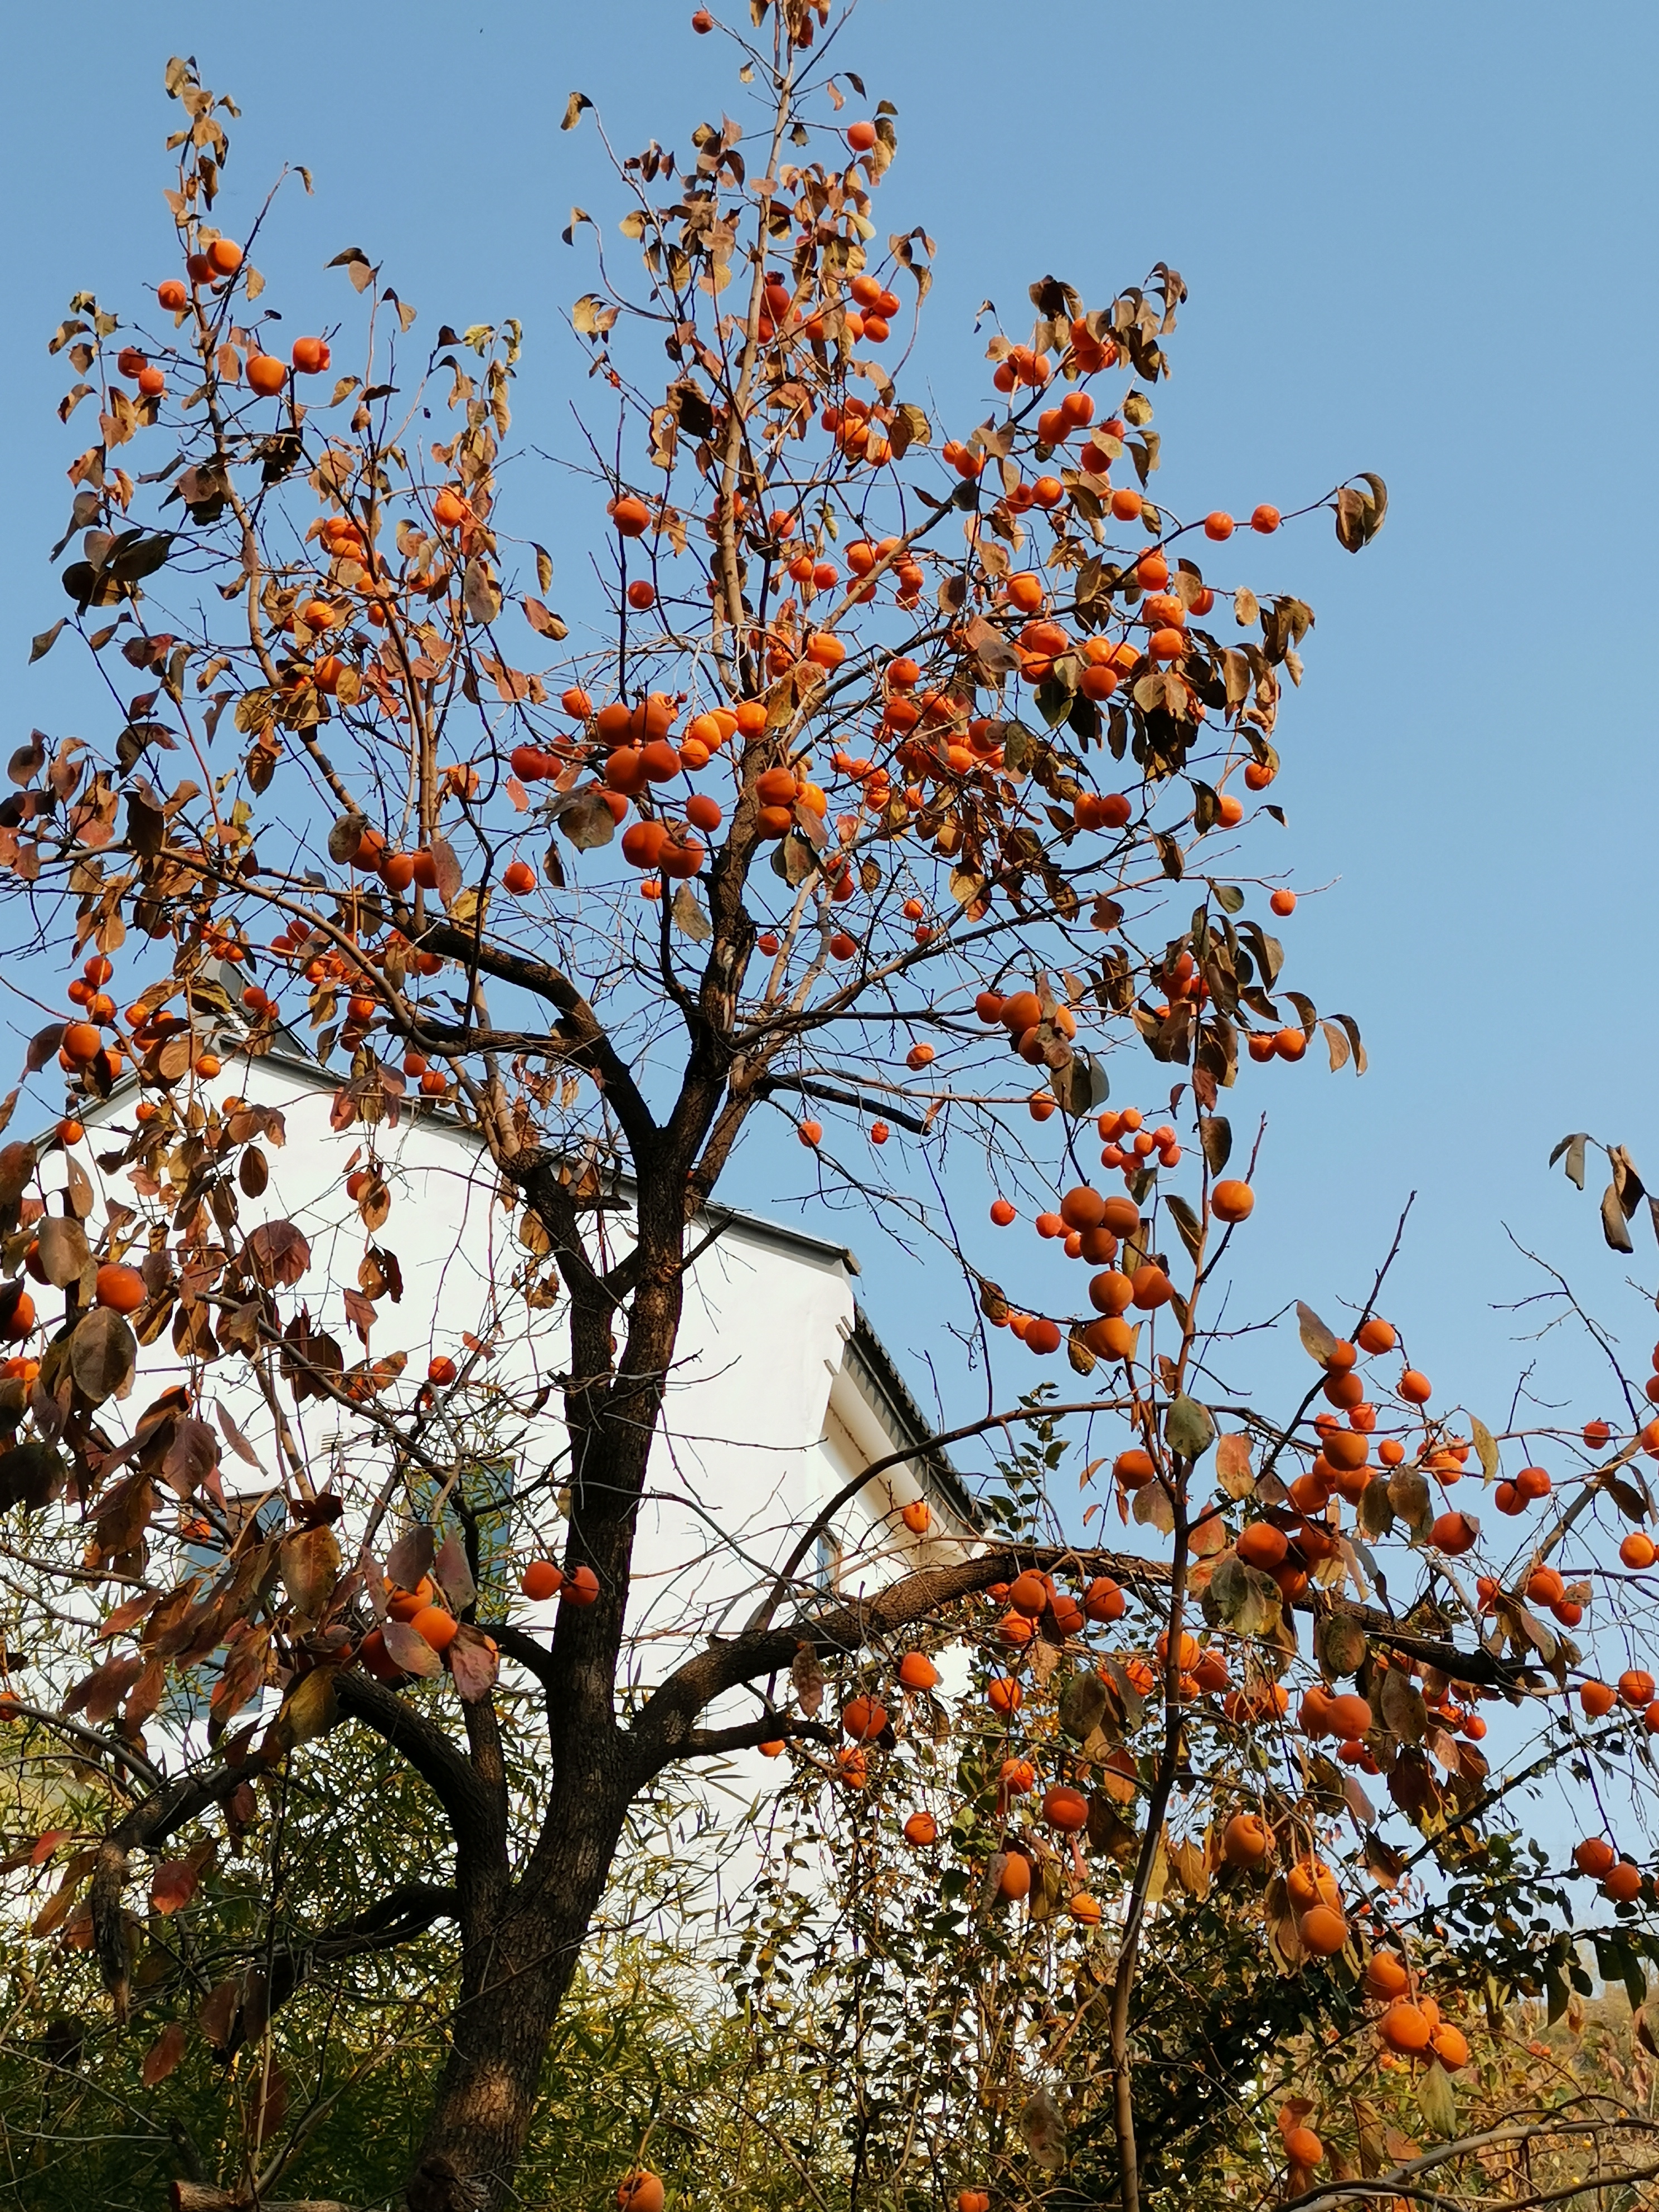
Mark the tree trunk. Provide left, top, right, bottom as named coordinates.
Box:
left=409, top=1764, right=632, bottom=2207
left=399, top=1112, right=701, bottom=2205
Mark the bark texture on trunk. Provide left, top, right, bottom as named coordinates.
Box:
left=411, top=1769, right=632, bottom=2207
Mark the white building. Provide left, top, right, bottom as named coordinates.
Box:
left=39, top=1022, right=979, bottom=1695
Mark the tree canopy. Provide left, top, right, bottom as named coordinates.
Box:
left=0, top=11, right=1656, bottom=2212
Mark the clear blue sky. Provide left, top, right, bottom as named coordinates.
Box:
left=2, top=0, right=1656, bottom=1455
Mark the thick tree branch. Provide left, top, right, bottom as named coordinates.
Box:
left=752, top=1071, right=930, bottom=1136
left=629, top=1542, right=1532, bottom=1782
left=681, top=1714, right=836, bottom=1758
left=418, top=922, right=658, bottom=1158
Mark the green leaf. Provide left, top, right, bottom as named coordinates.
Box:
left=1199, top=1116, right=1232, bottom=1175
left=1164, top=1394, right=1214, bottom=1459
left=1034, top=675, right=1074, bottom=730
left=1164, top=1193, right=1202, bottom=1267
left=1417, top=2058, right=1456, bottom=2140
left=1206, top=1554, right=1278, bottom=1637
left=1314, top=1615, right=1368, bottom=1680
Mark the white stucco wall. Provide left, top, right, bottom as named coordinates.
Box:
left=37, top=1043, right=976, bottom=1693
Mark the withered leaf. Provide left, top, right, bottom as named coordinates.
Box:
left=70, top=1309, right=137, bottom=1404
left=35, top=1217, right=90, bottom=1287
left=279, top=1525, right=341, bottom=1621
left=141, top=2020, right=187, bottom=2087
left=791, top=1643, right=824, bottom=1716
left=448, top=1622, right=498, bottom=1702
left=381, top=1617, right=442, bottom=1679
left=244, top=1220, right=310, bottom=1288
left=386, top=1525, right=435, bottom=1593
left=1296, top=1301, right=1338, bottom=1365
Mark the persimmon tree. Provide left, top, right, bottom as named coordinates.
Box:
left=3, top=9, right=1658, bottom=2212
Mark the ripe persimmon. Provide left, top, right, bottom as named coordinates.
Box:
left=1298, top=1904, right=1348, bottom=1956
left=846, top=120, right=877, bottom=151
left=903, top=1810, right=938, bottom=1847
left=997, top=1852, right=1031, bottom=1900
left=1060, top=1186, right=1106, bottom=1231
left=206, top=237, right=243, bottom=276
left=562, top=1564, right=600, bottom=1605
left=899, top=1650, right=940, bottom=1692
left=1236, top=1522, right=1288, bottom=1572
left=1377, top=2001, right=1431, bottom=2054
left=521, top=1560, right=563, bottom=1602
left=1250, top=503, right=1280, bottom=533
left=1269, top=887, right=1296, bottom=917
left=1431, top=2022, right=1469, bottom=2070
left=842, top=1694, right=888, bottom=1742
left=410, top=1604, right=459, bottom=1653
left=1284, top=2126, right=1324, bottom=2170
left=1043, top=1785, right=1089, bottom=1832
left=246, top=353, right=287, bottom=396
left=1211, top=1179, right=1254, bottom=1224
left=502, top=860, right=536, bottom=895
left=1007, top=1570, right=1049, bottom=1617
left=157, top=278, right=187, bottom=311
left=617, top=2174, right=664, bottom=2212
left=1364, top=1949, right=1410, bottom=1999
left=1083, top=1575, right=1125, bottom=1622
left=1222, top=1811, right=1269, bottom=1866
left=94, top=1264, right=146, bottom=1314
left=989, top=1198, right=1016, bottom=1227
